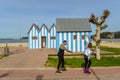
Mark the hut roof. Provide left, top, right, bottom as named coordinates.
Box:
left=56, top=18, right=92, bottom=32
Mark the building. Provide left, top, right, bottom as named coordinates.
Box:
left=27, top=23, right=56, bottom=49
left=27, top=18, right=92, bottom=52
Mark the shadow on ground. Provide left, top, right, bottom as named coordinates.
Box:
left=91, top=68, right=101, bottom=80
left=36, top=75, right=43, bottom=80
left=0, top=73, right=9, bottom=78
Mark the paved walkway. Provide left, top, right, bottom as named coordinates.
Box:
left=0, top=47, right=120, bottom=80
left=0, top=67, right=120, bottom=80
left=0, top=47, right=56, bottom=68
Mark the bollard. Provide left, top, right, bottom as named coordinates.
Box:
left=4, top=43, right=9, bottom=55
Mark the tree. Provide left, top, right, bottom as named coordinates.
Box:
left=100, top=32, right=112, bottom=38
left=114, top=32, right=120, bottom=38
left=89, top=10, right=110, bottom=60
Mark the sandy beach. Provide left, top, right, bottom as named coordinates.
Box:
left=0, top=43, right=28, bottom=54
left=0, top=41, right=120, bottom=55
left=92, top=41, right=120, bottom=48
left=0, top=42, right=28, bottom=48
left=0, top=41, right=120, bottom=48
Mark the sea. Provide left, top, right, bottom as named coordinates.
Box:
left=91, top=38, right=120, bottom=42
left=0, top=39, right=28, bottom=43
left=0, top=38, right=120, bottom=43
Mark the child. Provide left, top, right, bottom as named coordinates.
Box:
left=84, top=43, right=93, bottom=74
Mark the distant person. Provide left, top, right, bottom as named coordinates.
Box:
left=84, top=43, right=93, bottom=74
left=56, top=40, right=72, bottom=73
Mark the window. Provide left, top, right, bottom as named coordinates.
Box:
left=32, top=36, right=38, bottom=40
left=82, top=35, right=85, bottom=39
left=50, top=36, right=56, bottom=40
left=74, top=35, right=77, bottom=39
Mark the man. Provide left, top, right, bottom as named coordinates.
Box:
left=56, top=40, right=72, bottom=73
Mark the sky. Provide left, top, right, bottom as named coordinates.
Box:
left=0, top=0, right=120, bottom=39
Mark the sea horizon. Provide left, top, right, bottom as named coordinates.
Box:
left=0, top=39, right=28, bottom=43
left=0, top=38, right=120, bottom=43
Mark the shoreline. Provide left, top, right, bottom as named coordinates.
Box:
left=0, top=41, right=120, bottom=48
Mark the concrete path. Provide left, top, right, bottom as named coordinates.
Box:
left=0, top=67, right=120, bottom=80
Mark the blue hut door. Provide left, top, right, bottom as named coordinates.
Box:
left=41, top=36, right=46, bottom=48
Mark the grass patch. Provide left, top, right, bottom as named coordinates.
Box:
left=48, top=53, right=119, bottom=57
left=93, top=46, right=120, bottom=54
left=91, top=57, right=120, bottom=67
left=45, top=57, right=120, bottom=68
left=49, top=46, right=120, bottom=57
left=100, top=46, right=120, bottom=54
left=0, top=54, right=9, bottom=59
left=46, top=46, right=120, bottom=67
